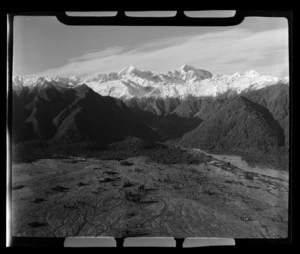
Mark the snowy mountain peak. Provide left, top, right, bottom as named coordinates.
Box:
left=127, top=65, right=137, bottom=73
left=243, top=70, right=260, bottom=77
left=118, top=65, right=139, bottom=76
left=179, top=64, right=197, bottom=72
left=167, top=65, right=213, bottom=82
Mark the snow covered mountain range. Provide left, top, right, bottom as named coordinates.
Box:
left=13, top=65, right=289, bottom=100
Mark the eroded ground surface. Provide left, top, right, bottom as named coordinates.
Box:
left=11, top=150, right=288, bottom=238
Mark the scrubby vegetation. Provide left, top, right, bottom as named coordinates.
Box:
left=12, top=140, right=107, bottom=163
left=12, top=137, right=211, bottom=165
left=123, top=180, right=135, bottom=188
left=12, top=136, right=287, bottom=171
left=120, top=161, right=134, bottom=166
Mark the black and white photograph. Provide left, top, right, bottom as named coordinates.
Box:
left=9, top=12, right=290, bottom=241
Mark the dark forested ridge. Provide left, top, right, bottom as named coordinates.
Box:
left=179, top=96, right=285, bottom=152
left=242, top=83, right=289, bottom=146
left=12, top=83, right=157, bottom=145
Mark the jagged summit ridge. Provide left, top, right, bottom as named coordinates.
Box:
left=13, top=65, right=289, bottom=100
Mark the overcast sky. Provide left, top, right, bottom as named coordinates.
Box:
left=13, top=15, right=289, bottom=78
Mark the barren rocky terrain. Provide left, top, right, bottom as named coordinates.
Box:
left=11, top=148, right=288, bottom=238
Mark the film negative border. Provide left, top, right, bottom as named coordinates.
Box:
left=6, top=9, right=294, bottom=248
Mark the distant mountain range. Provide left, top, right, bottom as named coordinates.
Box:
left=14, top=65, right=288, bottom=101
left=12, top=66, right=289, bottom=163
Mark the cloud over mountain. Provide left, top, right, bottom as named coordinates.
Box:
left=36, top=28, right=288, bottom=78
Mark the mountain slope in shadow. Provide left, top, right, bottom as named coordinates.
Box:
left=51, top=84, right=157, bottom=144
left=242, top=83, right=289, bottom=145
left=13, top=83, right=157, bottom=145
left=24, top=83, right=77, bottom=141
left=12, top=90, right=34, bottom=143
left=179, top=95, right=285, bottom=154
left=129, top=107, right=202, bottom=141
